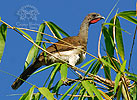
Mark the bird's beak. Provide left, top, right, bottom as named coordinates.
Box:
left=96, top=15, right=105, bottom=20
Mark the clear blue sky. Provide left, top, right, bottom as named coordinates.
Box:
left=0, top=0, right=136, bottom=99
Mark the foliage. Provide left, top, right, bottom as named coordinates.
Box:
left=0, top=10, right=137, bottom=100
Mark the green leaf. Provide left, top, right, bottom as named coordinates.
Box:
left=24, top=45, right=36, bottom=70
left=103, top=23, right=131, bottom=35
left=38, top=87, right=54, bottom=100
left=46, top=21, right=63, bottom=39
left=47, top=21, right=70, bottom=37
left=32, top=92, right=41, bottom=100
left=102, top=25, right=114, bottom=57
left=33, top=23, right=45, bottom=61
left=126, top=76, right=137, bottom=82
left=52, top=80, right=63, bottom=95
left=16, top=28, right=34, bottom=42
left=0, top=24, right=7, bottom=63
left=84, top=61, right=95, bottom=76
left=60, top=82, right=78, bottom=100
left=68, top=83, right=82, bottom=100
left=90, top=59, right=101, bottom=74
left=99, top=90, right=112, bottom=100
left=24, top=23, right=45, bottom=69
left=48, top=64, right=60, bottom=89
left=82, top=80, right=103, bottom=100
left=125, top=69, right=137, bottom=77
left=114, top=72, right=121, bottom=93
left=118, top=15, right=137, bottom=25
left=19, top=85, right=35, bottom=100
left=120, top=60, right=126, bottom=72
left=60, top=64, right=68, bottom=81
left=42, top=43, right=47, bottom=63
left=100, top=58, right=116, bottom=71
left=117, top=11, right=136, bottom=16
left=117, top=84, right=122, bottom=100
left=31, top=63, right=57, bottom=75
left=81, top=59, right=96, bottom=68
left=115, top=17, right=125, bottom=61
left=78, top=87, right=86, bottom=100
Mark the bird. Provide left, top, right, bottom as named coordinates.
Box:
left=11, top=13, right=105, bottom=90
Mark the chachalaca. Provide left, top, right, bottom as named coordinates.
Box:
left=11, top=13, right=104, bottom=90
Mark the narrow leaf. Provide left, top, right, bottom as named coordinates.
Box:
left=120, top=60, right=126, bottom=72
left=46, top=21, right=63, bottom=39
left=48, top=64, right=60, bottom=89
left=115, top=17, right=125, bottom=61
left=60, top=82, right=78, bottom=100
left=81, top=59, right=96, bottom=68
left=0, top=24, right=7, bottom=63
left=32, top=92, right=41, bottom=100
left=33, top=23, right=45, bottom=61
left=52, top=80, right=63, bottom=93
left=16, top=28, right=34, bottom=42
left=31, top=63, right=57, bottom=75
left=38, top=87, right=54, bottom=100
left=19, top=85, right=35, bottom=100
left=60, top=64, right=68, bottom=81
left=48, top=21, right=70, bottom=37
left=114, top=72, right=121, bottom=93
left=98, top=90, right=112, bottom=100
left=68, top=83, right=82, bottom=100
left=90, top=59, right=101, bottom=74
left=82, top=80, right=103, bottom=100
left=118, top=15, right=137, bottom=25
left=117, top=11, right=136, bottom=16
left=100, top=58, right=116, bottom=71
left=102, top=25, right=114, bottom=57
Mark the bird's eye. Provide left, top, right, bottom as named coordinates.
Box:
left=92, top=14, right=97, bottom=17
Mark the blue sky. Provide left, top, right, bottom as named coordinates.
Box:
left=0, top=0, right=136, bottom=99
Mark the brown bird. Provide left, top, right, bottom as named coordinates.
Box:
left=11, top=13, right=105, bottom=90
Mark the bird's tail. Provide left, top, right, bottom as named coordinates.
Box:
left=11, top=54, right=45, bottom=90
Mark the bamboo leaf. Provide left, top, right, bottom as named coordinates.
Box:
left=60, top=82, right=78, bottom=100
left=118, top=15, right=137, bottom=25
left=31, top=63, right=57, bottom=75
left=100, top=58, right=116, bottom=71
left=126, top=76, right=137, bottom=82
left=84, top=61, right=95, bottom=76
left=46, top=21, right=63, bottom=39
left=52, top=80, right=63, bottom=97
left=115, top=17, right=125, bottom=61
left=117, top=84, right=122, bottom=100
left=60, top=64, right=68, bottom=81
left=114, top=72, right=121, bottom=93
left=16, top=28, right=34, bottom=42
left=24, top=23, right=45, bottom=69
left=81, top=58, right=96, bottom=68
left=32, top=92, right=41, bottom=100
left=0, top=24, right=7, bottom=63
left=33, top=23, right=45, bottom=61
left=82, top=80, right=103, bottom=100
left=19, top=85, right=35, bottom=100
left=48, top=64, right=60, bottom=89
left=120, top=60, right=126, bottom=72
left=38, top=87, right=54, bottom=100
left=98, top=90, right=112, bottom=100
left=102, top=25, right=114, bottom=57
left=68, top=83, right=82, bottom=100
left=117, top=11, right=136, bottom=16
left=48, top=21, right=70, bottom=37
left=90, top=59, right=101, bottom=74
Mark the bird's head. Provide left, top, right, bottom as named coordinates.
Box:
left=87, top=13, right=105, bottom=24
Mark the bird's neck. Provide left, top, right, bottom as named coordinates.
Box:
left=78, top=16, right=90, bottom=44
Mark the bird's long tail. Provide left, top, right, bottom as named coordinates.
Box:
left=11, top=54, right=45, bottom=90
